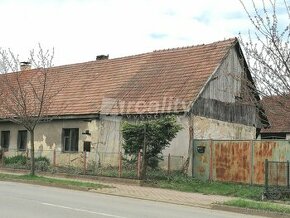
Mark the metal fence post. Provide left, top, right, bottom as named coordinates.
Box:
left=167, top=153, right=171, bottom=175
left=265, top=159, right=269, bottom=192
left=250, top=140, right=254, bottom=185
left=137, top=150, right=141, bottom=179
left=209, top=139, right=213, bottom=181
left=287, top=161, right=289, bottom=189
left=83, top=152, right=87, bottom=175
left=53, top=149, right=56, bottom=167
left=118, top=152, right=122, bottom=178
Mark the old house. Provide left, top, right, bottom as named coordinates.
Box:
left=0, top=38, right=267, bottom=173
left=259, top=96, right=290, bottom=139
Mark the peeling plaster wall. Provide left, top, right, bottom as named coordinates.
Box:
left=0, top=117, right=123, bottom=166
left=0, top=114, right=255, bottom=170
left=193, top=115, right=256, bottom=140
left=0, top=120, right=86, bottom=152
left=0, top=120, right=91, bottom=163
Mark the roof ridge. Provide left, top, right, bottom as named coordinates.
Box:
left=2, top=37, right=238, bottom=75
left=0, top=36, right=246, bottom=117
left=48, top=37, right=238, bottom=69
left=153, top=37, right=237, bottom=53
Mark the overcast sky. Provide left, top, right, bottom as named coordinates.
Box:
left=0, top=0, right=288, bottom=66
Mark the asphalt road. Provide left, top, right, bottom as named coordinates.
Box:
left=0, top=181, right=263, bottom=218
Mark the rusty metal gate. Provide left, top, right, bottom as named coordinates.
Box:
left=193, top=139, right=290, bottom=185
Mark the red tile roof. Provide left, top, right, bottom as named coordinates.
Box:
left=0, top=38, right=238, bottom=117
left=261, top=96, right=290, bottom=133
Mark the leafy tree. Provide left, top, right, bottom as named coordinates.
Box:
left=122, top=115, right=182, bottom=179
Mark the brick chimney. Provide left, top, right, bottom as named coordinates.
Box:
left=20, top=62, right=31, bottom=71
left=96, top=55, right=109, bottom=60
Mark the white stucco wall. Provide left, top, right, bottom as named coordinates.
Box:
left=162, top=115, right=190, bottom=157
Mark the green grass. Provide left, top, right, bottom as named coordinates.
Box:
left=0, top=173, right=110, bottom=190
left=223, top=198, right=290, bottom=214
left=145, top=176, right=264, bottom=200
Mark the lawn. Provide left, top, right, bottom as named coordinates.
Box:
left=0, top=173, right=110, bottom=190
left=145, top=176, right=264, bottom=200
left=223, top=198, right=290, bottom=214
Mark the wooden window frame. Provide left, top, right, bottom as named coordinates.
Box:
left=17, top=130, right=27, bottom=151
left=1, top=131, right=10, bottom=151
left=62, top=128, right=79, bottom=153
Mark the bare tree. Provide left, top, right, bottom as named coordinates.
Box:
left=239, top=0, right=290, bottom=103
left=0, top=45, right=57, bottom=175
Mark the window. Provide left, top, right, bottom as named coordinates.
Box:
left=83, top=141, right=91, bottom=152
left=1, top=131, right=10, bottom=150
left=18, top=130, right=27, bottom=151
left=62, top=128, right=79, bottom=152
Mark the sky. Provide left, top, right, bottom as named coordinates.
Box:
left=0, top=0, right=288, bottom=66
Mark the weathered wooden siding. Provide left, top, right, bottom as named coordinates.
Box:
left=192, top=46, right=258, bottom=126
left=200, top=47, right=242, bottom=103
left=192, top=98, right=256, bottom=126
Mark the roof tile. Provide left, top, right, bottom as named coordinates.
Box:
left=0, top=38, right=237, bottom=117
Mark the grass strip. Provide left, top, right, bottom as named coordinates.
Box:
left=0, top=173, right=110, bottom=190
left=223, top=198, right=290, bottom=214
left=146, top=177, right=263, bottom=200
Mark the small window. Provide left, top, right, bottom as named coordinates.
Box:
left=18, top=130, right=27, bottom=151
left=62, top=128, right=79, bottom=152
left=83, top=141, right=91, bottom=152
left=1, top=131, right=10, bottom=150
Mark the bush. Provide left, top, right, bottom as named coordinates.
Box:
left=122, top=115, right=182, bottom=170
left=4, top=155, right=27, bottom=165
left=4, top=155, right=51, bottom=172
left=35, top=156, right=50, bottom=165
left=35, top=160, right=49, bottom=171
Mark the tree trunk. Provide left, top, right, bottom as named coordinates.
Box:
left=30, top=130, right=35, bottom=176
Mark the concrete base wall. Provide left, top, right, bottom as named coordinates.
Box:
left=193, top=116, right=256, bottom=140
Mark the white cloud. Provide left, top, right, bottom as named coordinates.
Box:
left=0, top=0, right=287, bottom=66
